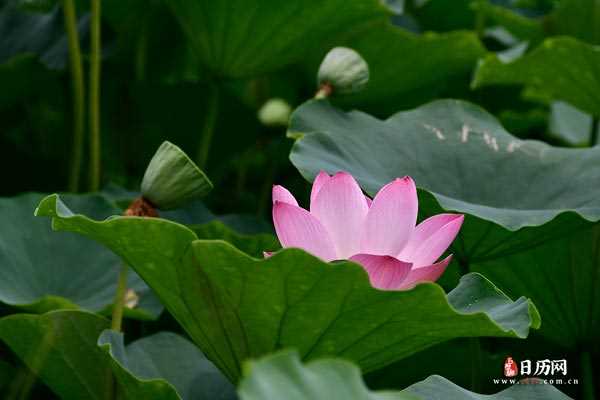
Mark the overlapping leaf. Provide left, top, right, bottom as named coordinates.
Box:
left=37, top=194, right=539, bottom=383
left=0, top=193, right=160, bottom=317
left=99, top=331, right=236, bottom=400
left=288, top=99, right=600, bottom=349
left=238, top=351, right=572, bottom=400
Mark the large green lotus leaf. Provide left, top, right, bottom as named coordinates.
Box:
left=473, top=37, right=600, bottom=116
left=179, top=243, right=540, bottom=382
left=167, top=0, right=389, bottom=78
left=36, top=194, right=539, bottom=383
left=238, top=351, right=572, bottom=400
left=99, top=331, right=236, bottom=400
left=0, top=193, right=161, bottom=317
left=0, top=310, right=233, bottom=399
left=288, top=99, right=600, bottom=348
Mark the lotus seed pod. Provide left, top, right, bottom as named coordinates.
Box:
left=317, top=47, right=369, bottom=96
left=258, top=98, right=292, bottom=127
left=141, top=141, right=213, bottom=210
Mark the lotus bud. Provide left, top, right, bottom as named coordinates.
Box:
left=258, top=98, right=292, bottom=127
left=316, top=47, right=369, bottom=98
left=140, top=141, right=213, bottom=210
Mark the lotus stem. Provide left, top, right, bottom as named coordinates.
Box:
left=110, top=263, right=128, bottom=332
left=580, top=351, right=595, bottom=400
left=196, top=83, right=220, bottom=169
left=62, top=0, right=85, bottom=192
left=314, top=82, right=333, bottom=99
left=110, top=197, right=158, bottom=332
left=89, top=0, right=102, bottom=191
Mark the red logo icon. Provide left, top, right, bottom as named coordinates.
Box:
left=504, top=356, right=519, bottom=377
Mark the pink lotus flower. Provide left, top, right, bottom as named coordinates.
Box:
left=271, top=171, right=464, bottom=290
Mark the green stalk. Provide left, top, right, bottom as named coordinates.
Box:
left=314, top=83, right=332, bottom=99
left=581, top=351, right=596, bottom=400
left=135, top=16, right=148, bottom=82
left=110, top=264, right=128, bottom=332
left=196, top=84, right=220, bottom=169
left=62, top=0, right=85, bottom=192
left=89, top=0, right=102, bottom=191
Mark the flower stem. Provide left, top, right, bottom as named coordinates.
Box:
left=89, top=0, right=102, bottom=191
left=62, top=0, right=85, bottom=192
left=314, top=82, right=333, bottom=99
left=135, top=15, right=148, bottom=82
left=580, top=351, right=596, bottom=400
left=111, top=196, right=157, bottom=332
left=110, top=264, right=128, bottom=332
left=196, top=84, right=220, bottom=169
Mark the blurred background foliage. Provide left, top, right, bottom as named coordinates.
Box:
left=0, top=0, right=598, bottom=398
left=4, top=0, right=598, bottom=210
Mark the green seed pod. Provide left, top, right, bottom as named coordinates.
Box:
left=317, top=47, right=369, bottom=96
left=141, top=141, right=213, bottom=210
left=258, top=98, right=292, bottom=127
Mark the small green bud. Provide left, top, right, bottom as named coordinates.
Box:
left=141, top=141, right=213, bottom=210
left=317, top=47, right=369, bottom=96
left=258, top=98, right=292, bottom=127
